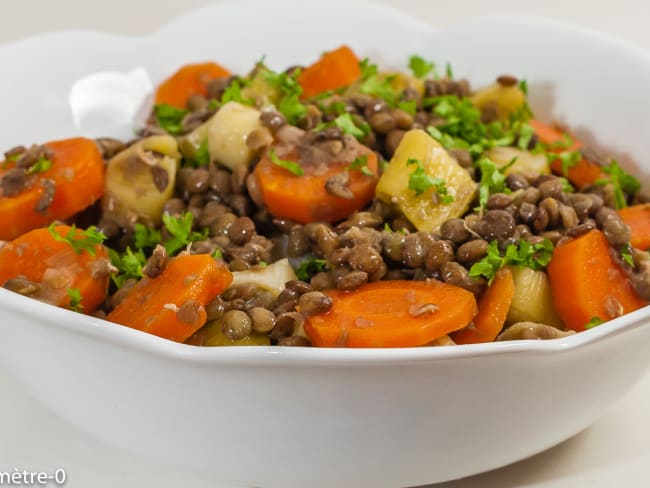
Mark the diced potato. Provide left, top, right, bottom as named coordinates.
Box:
left=506, top=266, right=564, bottom=328
left=186, top=320, right=270, bottom=346
left=485, top=146, right=549, bottom=178
left=471, top=82, right=526, bottom=121
left=208, top=101, right=263, bottom=171
left=229, top=258, right=297, bottom=296
left=375, top=129, right=477, bottom=232
left=386, top=72, right=425, bottom=97
left=102, top=135, right=180, bottom=228
left=178, top=120, right=208, bottom=162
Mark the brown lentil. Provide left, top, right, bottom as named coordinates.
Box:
left=222, top=310, right=252, bottom=340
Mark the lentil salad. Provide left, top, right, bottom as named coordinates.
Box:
left=0, top=46, right=648, bottom=347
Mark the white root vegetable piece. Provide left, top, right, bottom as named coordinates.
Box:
left=207, top=101, right=264, bottom=170
left=506, top=266, right=563, bottom=327
left=486, top=147, right=549, bottom=178
left=228, top=258, right=297, bottom=296
left=497, top=322, right=574, bottom=341
left=102, top=135, right=180, bottom=228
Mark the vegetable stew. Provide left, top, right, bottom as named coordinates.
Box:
left=1, top=46, right=648, bottom=347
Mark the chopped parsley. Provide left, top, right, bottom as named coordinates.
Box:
left=25, top=156, right=53, bottom=175
left=445, top=62, right=454, bottom=79
left=108, top=247, right=146, bottom=288
left=186, top=139, right=210, bottom=168
left=212, top=248, right=223, bottom=260
left=469, top=239, right=554, bottom=284
left=47, top=223, right=106, bottom=256
left=295, top=257, right=327, bottom=281
left=263, top=68, right=307, bottom=125
left=397, top=99, right=417, bottom=116
left=162, top=212, right=209, bottom=256
left=347, top=155, right=375, bottom=176
left=585, top=317, right=605, bottom=329
left=268, top=148, right=304, bottom=176
left=408, top=55, right=436, bottom=79
left=220, top=79, right=252, bottom=106
left=518, top=79, right=529, bottom=95
left=153, top=103, right=188, bottom=135
left=332, top=113, right=371, bottom=140
left=474, top=156, right=513, bottom=212
left=621, top=244, right=635, bottom=268
left=133, top=223, right=161, bottom=250
left=358, top=58, right=398, bottom=106
left=406, top=158, right=454, bottom=203
left=66, top=288, right=84, bottom=312
left=594, top=160, right=640, bottom=209
left=516, top=123, right=535, bottom=150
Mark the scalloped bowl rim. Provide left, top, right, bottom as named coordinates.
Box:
left=0, top=2, right=649, bottom=366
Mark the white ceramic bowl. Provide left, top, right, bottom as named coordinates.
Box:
left=1, top=2, right=650, bottom=487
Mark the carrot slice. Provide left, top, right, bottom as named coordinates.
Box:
left=253, top=147, right=379, bottom=224
left=528, top=119, right=602, bottom=188
left=0, top=225, right=109, bottom=313
left=107, top=254, right=232, bottom=342
left=298, top=45, right=361, bottom=99
left=619, top=203, right=650, bottom=251
left=304, top=280, right=477, bottom=347
left=547, top=229, right=647, bottom=331
left=0, top=137, right=105, bottom=241
left=451, top=267, right=515, bottom=344
left=154, top=62, right=231, bottom=108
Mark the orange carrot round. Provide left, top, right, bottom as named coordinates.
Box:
left=452, top=267, right=515, bottom=344
left=107, top=254, right=232, bottom=343
left=253, top=147, right=378, bottom=224
left=547, top=229, right=647, bottom=331
left=304, top=280, right=477, bottom=347
left=528, top=119, right=601, bottom=188
left=618, top=203, right=650, bottom=250
left=0, top=225, right=109, bottom=313
left=155, top=62, right=231, bottom=108
left=0, top=137, right=105, bottom=241
left=298, top=45, right=362, bottom=99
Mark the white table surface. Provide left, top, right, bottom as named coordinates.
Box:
left=2, top=1, right=650, bottom=487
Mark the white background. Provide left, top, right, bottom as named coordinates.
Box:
left=1, top=1, right=650, bottom=487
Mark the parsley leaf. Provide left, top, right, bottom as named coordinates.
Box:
left=585, top=317, right=605, bottom=329
left=475, top=157, right=511, bottom=212
left=186, top=138, right=210, bottom=168
left=268, top=148, right=304, bottom=176
left=295, top=257, right=327, bottom=281
left=556, top=150, right=582, bottom=176
left=348, top=155, right=375, bottom=176
left=408, top=55, right=436, bottom=79
left=594, top=160, right=640, bottom=209
left=162, top=212, right=209, bottom=256
left=621, top=245, right=635, bottom=268
left=332, top=113, right=370, bottom=140
left=212, top=248, right=223, bottom=260
left=516, top=123, right=535, bottom=150
left=221, top=79, right=252, bottom=106
left=406, top=158, right=454, bottom=203
left=263, top=69, right=307, bottom=125
left=468, top=239, right=554, bottom=284
left=25, top=156, right=53, bottom=175
left=47, top=223, right=106, bottom=256
left=397, top=99, right=417, bottom=116
left=445, top=62, right=454, bottom=79
left=133, top=223, right=161, bottom=250
left=154, top=103, right=188, bottom=135
left=358, top=58, right=398, bottom=106
left=66, top=288, right=84, bottom=312
left=108, top=247, right=146, bottom=288
left=558, top=177, right=574, bottom=193
left=518, top=79, right=529, bottom=95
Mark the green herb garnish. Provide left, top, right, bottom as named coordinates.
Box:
left=348, top=155, right=375, bottom=176
left=445, top=62, right=454, bottom=79
left=585, top=317, right=605, bottom=329
left=358, top=58, right=398, bottom=106
left=406, top=158, right=454, bottom=203
left=408, top=55, right=436, bottom=79
left=474, top=157, right=513, bottom=212
left=47, top=223, right=106, bottom=256
left=220, top=79, right=252, bottom=106
left=263, top=68, right=308, bottom=124
left=594, top=160, right=640, bottom=209
left=162, top=212, right=209, bottom=256
left=397, top=99, right=417, bottom=116
left=468, top=239, right=554, bottom=284
left=153, top=103, right=188, bottom=135
left=66, top=288, right=84, bottom=312
left=108, top=247, right=146, bottom=288
left=268, top=148, right=304, bottom=176
left=186, top=138, right=210, bottom=168
left=25, top=156, right=53, bottom=175
left=295, top=257, right=327, bottom=281
left=133, top=223, right=162, bottom=251
left=621, top=245, right=635, bottom=268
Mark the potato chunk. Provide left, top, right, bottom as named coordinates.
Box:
left=506, top=266, right=564, bottom=327
left=102, top=135, right=180, bottom=228
left=375, top=129, right=476, bottom=232
left=471, top=82, right=526, bottom=121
